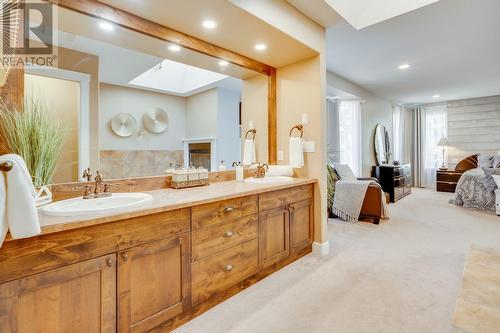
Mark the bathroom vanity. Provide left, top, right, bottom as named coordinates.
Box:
left=0, top=179, right=315, bottom=332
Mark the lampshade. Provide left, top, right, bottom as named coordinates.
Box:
left=437, top=137, right=449, bottom=147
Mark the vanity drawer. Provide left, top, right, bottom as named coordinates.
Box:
left=192, top=195, right=258, bottom=230
left=259, top=184, right=313, bottom=212
left=191, top=239, right=258, bottom=305
left=192, top=214, right=258, bottom=261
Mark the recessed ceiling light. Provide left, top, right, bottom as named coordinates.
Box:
left=202, top=20, right=217, bottom=29
left=398, top=63, right=411, bottom=70
left=168, top=44, right=181, bottom=52
left=433, top=94, right=441, bottom=98
left=255, top=43, right=267, bottom=51
left=218, top=60, right=229, bottom=66
left=98, top=21, right=114, bottom=31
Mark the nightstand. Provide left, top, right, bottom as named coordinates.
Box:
left=436, top=170, right=463, bottom=192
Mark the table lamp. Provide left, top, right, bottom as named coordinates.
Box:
left=437, top=137, right=449, bottom=170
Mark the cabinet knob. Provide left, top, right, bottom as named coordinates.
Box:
left=223, top=231, right=235, bottom=238
left=105, top=258, right=113, bottom=267
left=223, top=206, right=234, bottom=213
left=223, top=264, right=234, bottom=272
left=121, top=253, right=129, bottom=261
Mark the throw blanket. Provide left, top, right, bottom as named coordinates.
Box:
left=333, top=180, right=370, bottom=223
left=451, top=168, right=497, bottom=212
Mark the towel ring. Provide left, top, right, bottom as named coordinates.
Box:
left=0, top=161, right=13, bottom=172
left=245, top=128, right=256, bottom=140
left=289, top=124, right=304, bottom=138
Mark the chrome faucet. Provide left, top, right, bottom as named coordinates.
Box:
left=83, top=170, right=112, bottom=199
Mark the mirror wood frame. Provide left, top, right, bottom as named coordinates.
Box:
left=0, top=0, right=277, bottom=172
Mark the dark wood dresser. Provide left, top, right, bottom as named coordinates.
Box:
left=372, top=164, right=412, bottom=203
left=436, top=170, right=463, bottom=192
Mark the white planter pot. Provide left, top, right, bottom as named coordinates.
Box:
left=35, top=185, right=53, bottom=207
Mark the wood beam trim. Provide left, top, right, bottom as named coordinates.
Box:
left=47, top=0, right=273, bottom=76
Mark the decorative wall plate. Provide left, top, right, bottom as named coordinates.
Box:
left=110, top=113, right=137, bottom=137
left=143, top=107, right=168, bottom=134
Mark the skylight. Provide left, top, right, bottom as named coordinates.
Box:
left=129, top=59, right=228, bottom=95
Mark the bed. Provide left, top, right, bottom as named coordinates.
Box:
left=451, top=154, right=500, bottom=212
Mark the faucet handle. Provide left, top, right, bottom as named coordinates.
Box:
left=95, top=170, right=103, bottom=182
left=82, top=168, right=92, bottom=181
left=83, top=185, right=92, bottom=197
left=104, top=184, right=111, bottom=193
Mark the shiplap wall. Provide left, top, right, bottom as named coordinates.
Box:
left=448, top=95, right=500, bottom=168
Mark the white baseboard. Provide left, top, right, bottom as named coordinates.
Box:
left=312, top=241, right=330, bottom=256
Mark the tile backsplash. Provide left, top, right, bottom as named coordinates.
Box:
left=100, top=150, right=184, bottom=179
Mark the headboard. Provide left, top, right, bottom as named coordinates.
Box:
left=455, top=154, right=478, bottom=172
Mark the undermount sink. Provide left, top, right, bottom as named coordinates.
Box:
left=244, top=176, right=295, bottom=183
left=41, top=192, right=153, bottom=217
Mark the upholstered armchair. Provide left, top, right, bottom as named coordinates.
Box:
left=328, top=164, right=388, bottom=224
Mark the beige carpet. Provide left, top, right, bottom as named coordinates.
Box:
left=173, top=188, right=500, bottom=333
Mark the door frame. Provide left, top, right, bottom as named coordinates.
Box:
left=24, top=64, right=91, bottom=178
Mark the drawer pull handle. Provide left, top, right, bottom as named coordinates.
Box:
left=223, top=206, right=234, bottom=213
left=121, top=253, right=129, bottom=262
left=224, top=264, right=234, bottom=272
left=105, top=258, right=113, bottom=267
left=223, top=231, right=235, bottom=238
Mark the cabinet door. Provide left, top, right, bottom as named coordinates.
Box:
left=290, top=199, right=314, bottom=254
left=118, top=233, right=190, bottom=333
left=258, top=206, right=290, bottom=269
left=0, top=254, right=116, bottom=333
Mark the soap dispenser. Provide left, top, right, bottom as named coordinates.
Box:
left=217, top=160, right=226, bottom=171
left=233, top=162, right=244, bottom=182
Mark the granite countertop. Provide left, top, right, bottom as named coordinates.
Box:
left=27, top=178, right=316, bottom=238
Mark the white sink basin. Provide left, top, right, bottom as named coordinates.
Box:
left=245, top=176, right=295, bottom=183
left=41, top=193, right=153, bottom=216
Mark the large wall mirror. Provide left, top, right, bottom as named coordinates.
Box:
left=22, top=6, right=269, bottom=184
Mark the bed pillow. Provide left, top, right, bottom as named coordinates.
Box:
left=479, top=153, right=494, bottom=168
left=483, top=167, right=498, bottom=191
left=333, top=163, right=356, bottom=181
left=492, top=155, right=500, bottom=169
left=492, top=175, right=500, bottom=188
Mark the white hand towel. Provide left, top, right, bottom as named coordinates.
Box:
left=0, top=154, right=40, bottom=247
left=289, top=137, right=304, bottom=168
left=266, top=165, right=294, bottom=177
left=242, top=139, right=256, bottom=166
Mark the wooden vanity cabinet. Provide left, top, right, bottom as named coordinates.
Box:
left=0, top=254, right=117, bottom=333
left=0, top=183, right=315, bottom=333
left=290, top=199, right=314, bottom=254
left=258, top=185, right=314, bottom=268
left=117, top=233, right=190, bottom=333
left=258, top=206, right=291, bottom=268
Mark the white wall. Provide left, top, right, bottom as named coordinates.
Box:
left=100, top=84, right=186, bottom=150
left=217, top=88, right=241, bottom=166
left=185, top=88, right=218, bottom=138
left=327, top=71, right=394, bottom=176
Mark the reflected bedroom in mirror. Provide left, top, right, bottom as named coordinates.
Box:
left=12, top=7, right=268, bottom=186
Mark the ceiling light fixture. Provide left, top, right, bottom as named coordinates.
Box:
left=98, top=21, right=114, bottom=31
left=202, top=20, right=217, bottom=29
left=433, top=94, right=441, bottom=98
left=218, top=60, right=229, bottom=66
left=255, top=43, right=267, bottom=51
left=398, top=63, right=410, bottom=70
left=168, top=44, right=181, bottom=52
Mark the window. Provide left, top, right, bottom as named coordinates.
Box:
left=338, top=100, right=362, bottom=176
left=423, top=105, right=447, bottom=187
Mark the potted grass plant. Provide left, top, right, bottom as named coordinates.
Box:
left=0, top=96, right=65, bottom=206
